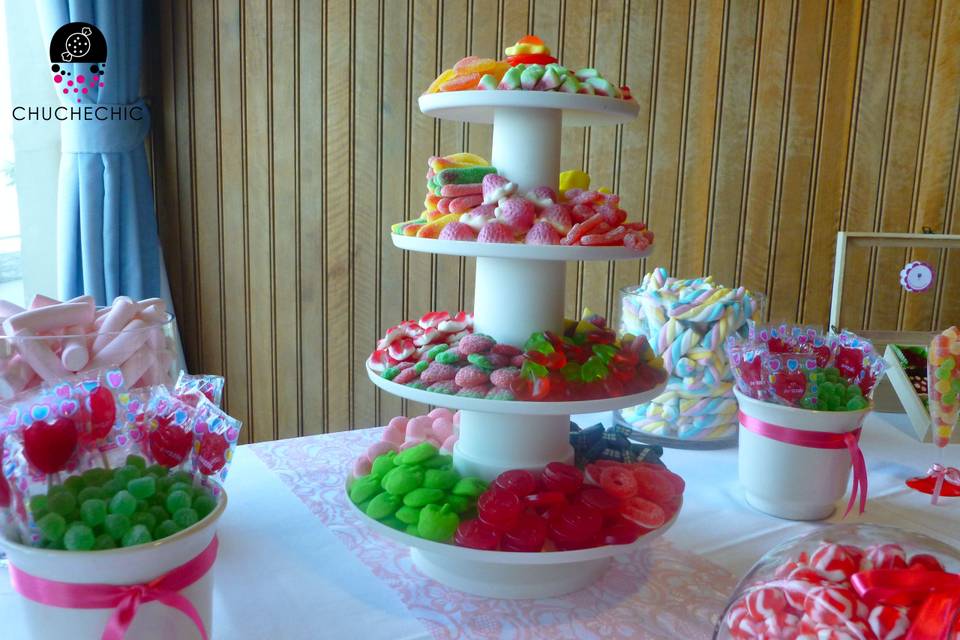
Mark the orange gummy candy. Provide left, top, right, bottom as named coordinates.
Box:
left=403, top=223, right=424, bottom=237
left=518, top=35, right=544, bottom=45
left=453, top=56, right=500, bottom=75
left=425, top=68, right=456, bottom=94
left=439, top=72, right=482, bottom=92
left=417, top=213, right=459, bottom=238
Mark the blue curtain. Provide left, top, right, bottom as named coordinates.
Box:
left=35, top=0, right=168, bottom=306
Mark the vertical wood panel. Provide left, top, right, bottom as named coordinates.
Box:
left=147, top=0, right=960, bottom=442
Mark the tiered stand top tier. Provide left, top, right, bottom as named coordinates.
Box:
left=361, top=90, right=670, bottom=598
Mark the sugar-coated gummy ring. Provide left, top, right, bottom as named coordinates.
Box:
left=599, top=467, right=638, bottom=499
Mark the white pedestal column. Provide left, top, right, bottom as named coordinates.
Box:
left=454, top=411, right=574, bottom=481
left=473, top=257, right=565, bottom=347
left=491, top=107, right=562, bottom=193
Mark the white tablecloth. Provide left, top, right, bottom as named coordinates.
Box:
left=0, top=412, right=957, bottom=639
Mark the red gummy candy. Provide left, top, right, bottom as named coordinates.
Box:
left=501, top=511, right=547, bottom=552
left=575, top=487, right=621, bottom=516
left=525, top=491, right=567, bottom=510
left=908, top=553, right=944, bottom=572
left=602, top=518, right=643, bottom=545
left=455, top=519, right=501, bottom=550
left=494, top=469, right=538, bottom=497
left=599, top=467, right=638, bottom=499
left=477, top=489, right=523, bottom=530
left=541, top=462, right=583, bottom=494
left=197, top=432, right=230, bottom=475
left=507, top=53, right=558, bottom=66
left=548, top=503, right=603, bottom=544
left=23, top=418, right=78, bottom=474
left=631, top=465, right=679, bottom=505
left=529, top=376, right=551, bottom=400
left=84, top=385, right=116, bottom=442
left=621, top=496, right=666, bottom=529
left=148, top=417, right=194, bottom=468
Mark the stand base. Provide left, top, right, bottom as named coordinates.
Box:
left=411, top=548, right=612, bottom=599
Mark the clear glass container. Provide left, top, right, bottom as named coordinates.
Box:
left=714, top=523, right=960, bottom=640
left=615, top=277, right=764, bottom=449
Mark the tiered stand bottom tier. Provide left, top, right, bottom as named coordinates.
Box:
left=359, top=91, right=668, bottom=598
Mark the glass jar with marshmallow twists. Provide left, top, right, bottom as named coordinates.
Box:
left=614, top=269, right=763, bottom=449
left=713, top=524, right=960, bottom=640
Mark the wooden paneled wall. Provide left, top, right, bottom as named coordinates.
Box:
left=143, top=0, right=960, bottom=443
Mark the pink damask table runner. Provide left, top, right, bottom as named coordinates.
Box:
left=251, top=429, right=738, bottom=639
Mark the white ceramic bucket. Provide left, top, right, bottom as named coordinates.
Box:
left=0, top=492, right=226, bottom=640
left=734, top=389, right=869, bottom=521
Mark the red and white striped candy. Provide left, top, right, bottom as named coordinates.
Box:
left=907, top=553, right=944, bottom=572
left=775, top=559, right=806, bottom=580
left=804, top=586, right=858, bottom=627
left=725, top=600, right=750, bottom=631
left=868, top=605, right=910, bottom=640
left=812, top=622, right=872, bottom=640
left=745, top=586, right=788, bottom=619
left=810, top=543, right=860, bottom=582
left=419, top=311, right=450, bottom=328
left=761, top=611, right=799, bottom=638
left=794, top=615, right=819, bottom=640
left=783, top=567, right=831, bottom=611
left=367, top=349, right=395, bottom=373
left=387, top=338, right=416, bottom=361
left=729, top=616, right=764, bottom=640
left=377, top=325, right=405, bottom=350
left=401, top=321, right=425, bottom=339
left=413, top=328, right=443, bottom=347
left=863, top=544, right=907, bottom=571
left=437, top=311, right=471, bottom=333
left=841, top=545, right=865, bottom=568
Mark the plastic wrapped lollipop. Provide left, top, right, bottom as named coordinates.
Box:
left=908, top=327, right=960, bottom=504
left=174, top=371, right=225, bottom=407
left=191, top=396, right=242, bottom=482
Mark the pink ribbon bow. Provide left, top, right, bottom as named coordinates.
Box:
left=929, top=463, right=960, bottom=505
left=738, top=411, right=868, bottom=517
left=9, top=535, right=218, bottom=640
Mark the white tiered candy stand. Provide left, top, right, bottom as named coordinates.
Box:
left=359, top=90, right=672, bottom=599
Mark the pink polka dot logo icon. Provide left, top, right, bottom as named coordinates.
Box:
left=48, top=22, right=107, bottom=101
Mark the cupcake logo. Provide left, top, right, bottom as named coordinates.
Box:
left=47, top=22, right=107, bottom=103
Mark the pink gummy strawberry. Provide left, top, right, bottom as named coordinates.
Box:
left=495, top=196, right=536, bottom=233
left=525, top=221, right=561, bottom=245
left=23, top=418, right=78, bottom=474
left=481, top=174, right=516, bottom=204
left=526, top=186, right=557, bottom=207
left=540, top=204, right=573, bottom=233
left=83, top=385, right=116, bottom=442
left=197, top=432, right=230, bottom=475
left=477, top=221, right=516, bottom=243
left=149, top=415, right=194, bottom=467
left=438, top=221, right=476, bottom=241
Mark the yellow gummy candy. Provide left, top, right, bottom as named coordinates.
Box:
left=559, top=170, right=591, bottom=192
left=430, top=153, right=489, bottom=172
left=417, top=213, right=459, bottom=238
left=425, top=68, right=456, bottom=94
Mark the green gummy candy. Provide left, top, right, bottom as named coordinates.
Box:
left=80, top=498, right=108, bottom=528
left=165, top=490, right=193, bottom=514
left=104, top=513, right=131, bottom=540
left=422, top=454, right=453, bottom=469
left=847, top=396, right=868, bottom=411
left=63, top=523, right=95, bottom=551
left=131, top=512, right=157, bottom=532
left=581, top=355, right=608, bottom=382
left=37, top=512, right=66, bottom=541
left=81, top=468, right=108, bottom=486
left=94, top=534, right=117, bottom=550
left=155, top=520, right=180, bottom=539
left=405, top=523, right=420, bottom=536
left=193, top=495, right=217, bottom=520
left=149, top=505, right=170, bottom=523
left=434, top=350, right=460, bottom=365
left=414, top=360, right=431, bottom=374
left=382, top=517, right=406, bottom=531
left=394, top=505, right=422, bottom=525
left=114, top=465, right=141, bottom=486
left=125, top=454, right=147, bottom=470
left=109, top=491, right=137, bottom=516
left=122, top=524, right=153, bottom=548
left=395, top=441, right=438, bottom=466
left=524, top=332, right=554, bottom=354
left=169, top=482, right=195, bottom=496
left=591, top=343, right=618, bottom=364
left=349, top=475, right=383, bottom=504
left=101, top=479, right=124, bottom=496
left=382, top=366, right=401, bottom=381
left=407, top=381, right=427, bottom=390
left=171, top=471, right=195, bottom=485
left=520, top=359, right=548, bottom=379
left=28, top=494, right=48, bottom=515
left=435, top=166, right=496, bottom=186
left=417, top=503, right=459, bottom=542
left=173, top=508, right=199, bottom=530
left=49, top=491, right=77, bottom=516
left=467, top=353, right=494, bottom=372
left=452, top=477, right=487, bottom=497
left=146, top=464, right=169, bottom=478
left=77, top=486, right=105, bottom=503
left=370, top=452, right=397, bottom=477
left=382, top=466, right=424, bottom=495
left=444, top=494, right=473, bottom=514
left=423, top=468, right=458, bottom=491
left=127, top=476, right=157, bottom=499
left=426, top=344, right=448, bottom=359
left=402, top=487, right=444, bottom=508
left=366, top=492, right=402, bottom=520
left=63, top=475, right=86, bottom=495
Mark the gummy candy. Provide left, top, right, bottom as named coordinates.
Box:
left=121, top=524, right=153, bottom=547
left=381, top=466, right=424, bottom=496
left=366, top=492, right=402, bottom=520
left=63, top=523, right=95, bottom=551
left=403, top=487, right=445, bottom=508
left=417, top=503, right=460, bottom=541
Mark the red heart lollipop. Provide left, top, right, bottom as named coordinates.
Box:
left=23, top=417, right=78, bottom=474
left=84, top=385, right=116, bottom=442
left=773, top=370, right=807, bottom=404
left=148, top=416, right=194, bottom=468
left=835, top=346, right=864, bottom=381
left=196, top=432, right=229, bottom=476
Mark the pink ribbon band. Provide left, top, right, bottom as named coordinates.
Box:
left=9, top=535, right=218, bottom=640
left=738, top=411, right=868, bottom=517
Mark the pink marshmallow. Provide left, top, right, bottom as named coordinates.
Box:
left=92, top=297, right=138, bottom=351
left=432, top=417, right=454, bottom=442
left=4, top=302, right=95, bottom=336
left=406, top=415, right=434, bottom=440
left=61, top=330, right=90, bottom=372
left=452, top=410, right=461, bottom=427
left=440, top=435, right=457, bottom=453
left=88, top=318, right=150, bottom=369
left=120, top=344, right=156, bottom=388
left=0, top=300, right=24, bottom=319
left=352, top=456, right=372, bottom=477
left=382, top=427, right=405, bottom=445
left=137, top=297, right=166, bottom=312
left=138, top=304, right=168, bottom=324
left=0, top=355, right=33, bottom=397
left=13, top=333, right=69, bottom=381
left=426, top=436, right=442, bottom=448
left=400, top=439, right=424, bottom=451
left=29, top=294, right=60, bottom=309
left=428, top=407, right=454, bottom=421
left=67, top=295, right=95, bottom=305
left=366, top=440, right=398, bottom=459
left=386, top=416, right=409, bottom=432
